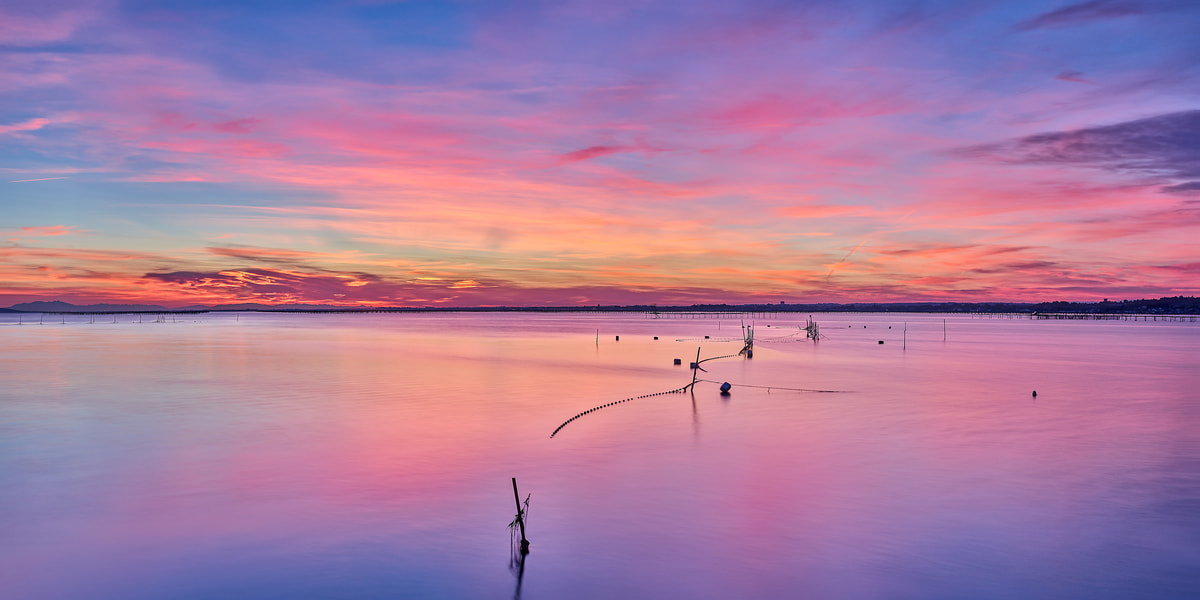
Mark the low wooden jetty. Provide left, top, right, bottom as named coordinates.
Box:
left=647, top=311, right=775, bottom=319
left=1032, top=313, right=1197, bottom=322
left=965, top=312, right=1198, bottom=322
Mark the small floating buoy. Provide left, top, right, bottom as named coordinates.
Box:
left=653, top=336, right=659, bottom=340
left=704, top=335, right=710, bottom=339
left=1032, top=390, right=1037, bottom=397
left=689, top=362, right=698, bottom=368
left=878, top=340, right=884, bottom=344
left=615, top=335, right=619, bottom=341
left=674, top=358, right=682, bottom=365
left=719, top=382, right=732, bottom=393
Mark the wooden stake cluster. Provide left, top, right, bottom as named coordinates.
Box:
left=804, top=315, right=820, bottom=342
left=739, top=323, right=754, bottom=357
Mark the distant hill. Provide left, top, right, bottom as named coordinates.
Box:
left=7, top=300, right=359, bottom=313
left=9, top=300, right=171, bottom=313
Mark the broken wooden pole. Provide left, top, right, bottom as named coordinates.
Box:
left=511, top=477, right=529, bottom=553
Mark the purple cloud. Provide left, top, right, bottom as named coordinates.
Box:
left=1161, top=181, right=1200, bottom=194
left=958, top=110, right=1200, bottom=189
left=559, top=145, right=629, bottom=163
left=1054, top=70, right=1095, bottom=84
left=1017, top=1, right=1146, bottom=30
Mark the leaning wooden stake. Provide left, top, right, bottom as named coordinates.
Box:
left=688, top=347, right=701, bottom=391
left=511, top=477, right=529, bottom=553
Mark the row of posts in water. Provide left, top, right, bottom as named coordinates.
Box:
left=8, top=312, right=187, bottom=324
left=971, top=312, right=1198, bottom=322
left=651, top=311, right=1198, bottom=322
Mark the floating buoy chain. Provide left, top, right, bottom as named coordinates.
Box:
left=549, top=350, right=770, bottom=438
left=696, top=353, right=741, bottom=364
left=549, top=385, right=690, bottom=438
left=694, top=378, right=848, bottom=393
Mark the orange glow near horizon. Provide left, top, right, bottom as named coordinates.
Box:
left=3, top=2, right=1198, bottom=307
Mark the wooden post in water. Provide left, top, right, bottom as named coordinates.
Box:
left=689, top=347, right=701, bottom=391
left=511, top=477, right=529, bottom=553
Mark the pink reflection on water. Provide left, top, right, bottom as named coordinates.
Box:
left=0, top=313, right=1197, bottom=599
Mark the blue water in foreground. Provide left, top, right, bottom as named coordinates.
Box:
left=1, top=312, right=1198, bottom=599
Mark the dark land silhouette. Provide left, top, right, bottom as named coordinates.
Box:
left=8, top=296, right=1200, bottom=315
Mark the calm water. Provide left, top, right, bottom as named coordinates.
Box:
left=1, top=312, right=1197, bottom=599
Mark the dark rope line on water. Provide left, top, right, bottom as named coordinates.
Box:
left=549, top=385, right=692, bottom=438
left=695, top=378, right=848, bottom=393
left=697, top=353, right=741, bottom=363
left=549, top=377, right=849, bottom=438
left=758, top=334, right=804, bottom=342
left=550, top=349, right=771, bottom=438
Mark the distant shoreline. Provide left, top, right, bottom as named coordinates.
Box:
left=6, top=296, right=1199, bottom=316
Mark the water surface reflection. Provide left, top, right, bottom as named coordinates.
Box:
left=0, top=313, right=1196, bottom=598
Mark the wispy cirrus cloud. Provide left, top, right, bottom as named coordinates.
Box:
left=0, top=117, right=51, bottom=135
left=1160, top=181, right=1200, bottom=195
left=1016, top=1, right=1149, bottom=31
left=0, top=6, right=95, bottom=46
left=957, top=110, right=1200, bottom=193
left=205, top=245, right=357, bottom=265
left=9, top=176, right=70, bottom=183
left=558, top=145, right=630, bottom=163
left=1055, top=71, right=1095, bottom=84
left=7, top=225, right=85, bottom=238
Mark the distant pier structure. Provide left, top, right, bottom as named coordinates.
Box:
left=647, top=311, right=775, bottom=319
left=966, top=312, right=1197, bottom=322
left=1030, top=312, right=1197, bottom=322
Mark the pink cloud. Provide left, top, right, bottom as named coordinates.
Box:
left=1055, top=70, right=1095, bottom=84
left=3, top=3, right=1196, bottom=306
left=777, top=205, right=874, bottom=219
left=0, top=8, right=93, bottom=45
left=559, top=145, right=628, bottom=163
left=11, top=225, right=84, bottom=237
left=0, top=118, right=51, bottom=135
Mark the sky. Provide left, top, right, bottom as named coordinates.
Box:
left=2, top=0, right=1198, bottom=307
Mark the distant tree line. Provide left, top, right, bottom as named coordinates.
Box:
left=7, top=296, right=1199, bottom=315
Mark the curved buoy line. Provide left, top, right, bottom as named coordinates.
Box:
left=549, top=385, right=691, bottom=438
left=695, top=378, right=847, bottom=393
left=697, top=353, right=741, bottom=364
left=757, top=334, right=804, bottom=343
left=550, top=348, right=773, bottom=438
